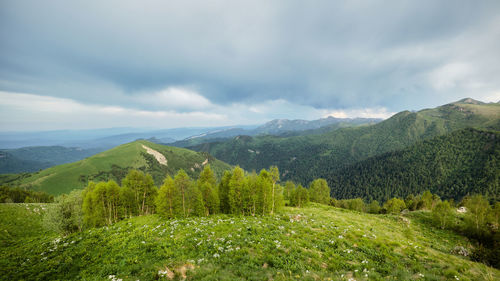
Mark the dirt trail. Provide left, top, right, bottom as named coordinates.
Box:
left=141, top=144, right=168, bottom=166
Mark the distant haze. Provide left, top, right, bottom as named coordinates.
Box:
left=1, top=1, right=500, bottom=131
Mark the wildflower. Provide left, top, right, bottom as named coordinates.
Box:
left=361, top=260, right=368, bottom=264
left=141, top=241, right=146, bottom=244
left=338, top=235, right=343, bottom=239
left=213, top=253, right=220, bottom=258
left=454, top=276, right=459, bottom=280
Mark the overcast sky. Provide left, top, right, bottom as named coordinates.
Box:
left=1, top=0, right=500, bottom=131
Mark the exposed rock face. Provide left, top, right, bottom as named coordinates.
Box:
left=142, top=145, right=168, bottom=166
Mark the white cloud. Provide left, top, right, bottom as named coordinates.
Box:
left=0, top=90, right=401, bottom=131
left=323, top=107, right=395, bottom=119
left=135, top=87, right=213, bottom=110
left=0, top=91, right=226, bottom=131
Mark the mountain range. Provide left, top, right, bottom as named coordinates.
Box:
left=188, top=99, right=499, bottom=200
left=0, top=116, right=377, bottom=174
left=0, top=98, right=498, bottom=201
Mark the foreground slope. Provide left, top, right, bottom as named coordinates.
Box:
left=329, top=128, right=499, bottom=201
left=191, top=99, right=500, bottom=188
left=0, top=140, right=231, bottom=195
left=1, top=203, right=498, bottom=280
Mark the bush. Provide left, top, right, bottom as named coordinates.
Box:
left=432, top=201, right=453, bottom=229
left=44, top=189, right=83, bottom=234
left=383, top=198, right=406, bottom=214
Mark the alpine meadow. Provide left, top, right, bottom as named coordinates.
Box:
left=1, top=1, right=500, bottom=281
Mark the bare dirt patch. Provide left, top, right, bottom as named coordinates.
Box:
left=141, top=145, right=168, bottom=166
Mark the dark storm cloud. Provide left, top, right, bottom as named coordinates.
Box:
left=1, top=0, right=500, bottom=113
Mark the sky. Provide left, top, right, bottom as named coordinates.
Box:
left=1, top=0, right=500, bottom=131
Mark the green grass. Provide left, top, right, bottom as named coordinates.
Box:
left=1, top=203, right=498, bottom=280
left=0, top=140, right=232, bottom=195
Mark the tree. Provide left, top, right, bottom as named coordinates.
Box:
left=273, top=183, right=285, bottom=213
left=284, top=181, right=295, bottom=202
left=82, top=181, right=96, bottom=227
left=489, top=202, right=500, bottom=231
left=290, top=185, right=309, bottom=208
left=44, top=189, right=83, bottom=234
left=119, top=184, right=135, bottom=219
left=229, top=166, right=245, bottom=215
left=309, top=178, right=330, bottom=205
left=421, top=190, right=433, bottom=210
left=219, top=170, right=232, bottom=214
left=106, top=180, right=120, bottom=223
left=345, top=198, right=365, bottom=212
left=367, top=200, right=381, bottom=214
left=156, top=176, right=176, bottom=218
left=269, top=166, right=280, bottom=214
left=122, top=170, right=158, bottom=215
left=384, top=198, right=406, bottom=214
left=463, top=194, right=491, bottom=233
left=432, top=201, right=453, bottom=229
left=186, top=182, right=205, bottom=216
left=244, top=172, right=259, bottom=215
left=174, top=169, right=191, bottom=217
left=197, top=165, right=219, bottom=215
left=256, top=169, right=273, bottom=215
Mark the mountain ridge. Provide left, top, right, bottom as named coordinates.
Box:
left=0, top=140, right=232, bottom=195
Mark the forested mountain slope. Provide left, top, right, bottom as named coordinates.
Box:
left=329, top=128, right=499, bottom=202
left=190, top=99, right=500, bottom=186
left=0, top=140, right=231, bottom=195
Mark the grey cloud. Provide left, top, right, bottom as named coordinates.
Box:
left=1, top=0, right=500, bottom=113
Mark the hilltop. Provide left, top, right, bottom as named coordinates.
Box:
left=0, top=140, right=231, bottom=195
left=1, top=203, right=498, bottom=280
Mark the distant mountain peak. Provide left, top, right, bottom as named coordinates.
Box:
left=455, top=98, right=484, bottom=105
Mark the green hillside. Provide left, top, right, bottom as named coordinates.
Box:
left=329, top=128, right=499, bottom=202
left=0, top=140, right=231, bottom=195
left=1, top=203, right=499, bottom=280
left=190, top=100, right=500, bottom=189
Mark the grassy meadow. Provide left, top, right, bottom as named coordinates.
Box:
left=1, top=203, right=499, bottom=280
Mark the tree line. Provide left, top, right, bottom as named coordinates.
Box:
left=0, top=185, right=54, bottom=203
left=80, top=165, right=334, bottom=228
left=46, top=165, right=336, bottom=232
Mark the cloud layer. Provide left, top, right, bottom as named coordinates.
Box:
left=1, top=1, right=499, bottom=130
